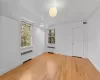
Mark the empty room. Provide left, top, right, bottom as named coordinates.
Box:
left=0, top=0, right=100, bottom=80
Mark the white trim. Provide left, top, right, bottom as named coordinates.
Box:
left=0, top=62, right=22, bottom=76
left=47, top=21, right=84, bottom=28
left=20, top=46, right=33, bottom=50
left=21, top=18, right=34, bottom=26
left=20, top=19, right=33, bottom=49
left=31, top=52, right=44, bottom=59
left=72, top=27, right=84, bottom=58
left=0, top=15, right=18, bottom=22
left=87, top=6, right=100, bottom=21
left=89, top=56, right=100, bottom=72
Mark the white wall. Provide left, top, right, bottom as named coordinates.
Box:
left=0, top=18, right=2, bottom=71
left=88, top=8, right=100, bottom=72
left=55, top=23, right=73, bottom=56
left=0, top=16, right=21, bottom=75
left=0, top=1, right=45, bottom=75
left=32, top=27, right=45, bottom=56
left=46, top=22, right=88, bottom=57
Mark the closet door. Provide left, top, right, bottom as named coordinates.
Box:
left=72, top=27, right=83, bottom=57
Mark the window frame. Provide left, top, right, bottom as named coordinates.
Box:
left=48, top=29, right=55, bottom=44
left=20, top=20, right=33, bottom=49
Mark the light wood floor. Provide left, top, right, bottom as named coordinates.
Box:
left=0, top=53, right=100, bottom=80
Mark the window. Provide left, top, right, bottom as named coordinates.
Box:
left=21, top=21, right=32, bottom=48
left=48, top=29, right=55, bottom=44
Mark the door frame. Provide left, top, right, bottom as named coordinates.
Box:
left=72, top=27, right=84, bottom=58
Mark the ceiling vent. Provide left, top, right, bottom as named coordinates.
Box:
left=83, top=22, right=87, bottom=24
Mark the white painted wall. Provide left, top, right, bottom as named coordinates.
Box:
left=0, top=18, right=2, bottom=71
left=88, top=8, right=100, bottom=72
left=46, top=22, right=88, bottom=57
left=32, top=27, right=45, bottom=56
left=55, top=23, right=73, bottom=56
left=0, top=16, right=21, bottom=75
left=0, top=1, right=45, bottom=75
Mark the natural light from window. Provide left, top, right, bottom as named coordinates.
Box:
left=21, top=21, right=32, bottom=48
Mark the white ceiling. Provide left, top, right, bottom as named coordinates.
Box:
left=19, top=0, right=100, bottom=24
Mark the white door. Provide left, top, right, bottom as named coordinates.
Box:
left=72, top=27, right=83, bottom=57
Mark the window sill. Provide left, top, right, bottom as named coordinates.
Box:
left=20, top=46, right=33, bottom=50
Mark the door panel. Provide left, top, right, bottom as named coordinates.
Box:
left=72, top=27, right=83, bottom=57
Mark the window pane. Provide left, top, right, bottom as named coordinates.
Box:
left=51, top=37, right=55, bottom=44
left=48, top=37, right=55, bottom=44
left=48, top=30, right=52, bottom=36
left=21, top=22, right=32, bottom=47
left=48, top=29, right=55, bottom=44
left=48, top=29, right=55, bottom=36
left=48, top=37, right=51, bottom=43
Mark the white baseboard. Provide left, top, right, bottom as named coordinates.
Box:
left=0, top=62, right=22, bottom=76
left=88, top=56, right=100, bottom=72
left=31, top=52, right=44, bottom=59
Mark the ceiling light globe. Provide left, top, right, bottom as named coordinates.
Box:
left=49, top=7, right=57, bottom=17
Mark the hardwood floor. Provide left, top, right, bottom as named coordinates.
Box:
left=0, top=53, right=100, bottom=80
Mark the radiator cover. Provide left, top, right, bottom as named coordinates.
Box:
left=21, top=50, right=33, bottom=55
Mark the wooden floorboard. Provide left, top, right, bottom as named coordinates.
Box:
left=0, top=53, right=100, bottom=80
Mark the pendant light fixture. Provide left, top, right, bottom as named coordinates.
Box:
left=49, top=0, right=58, bottom=17
left=49, top=6, right=57, bottom=17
